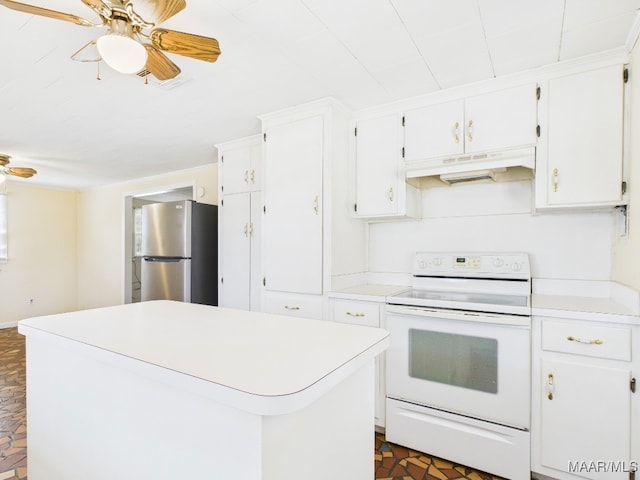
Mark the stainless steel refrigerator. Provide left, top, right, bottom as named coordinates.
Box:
left=141, top=200, right=218, bottom=305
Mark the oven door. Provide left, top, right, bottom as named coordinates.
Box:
left=386, top=304, right=530, bottom=429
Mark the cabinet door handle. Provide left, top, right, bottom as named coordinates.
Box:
left=346, top=311, right=365, bottom=317
left=467, top=120, right=473, bottom=142
left=453, top=121, right=460, bottom=144
left=552, top=168, right=559, bottom=192
left=547, top=373, right=555, bottom=400
left=251, top=169, right=256, bottom=184
left=388, top=187, right=394, bottom=202
left=244, top=170, right=249, bottom=184
left=284, top=305, right=301, bottom=311
left=313, top=195, right=319, bottom=215
left=248, top=222, right=254, bottom=237
left=567, top=335, right=603, bottom=345
left=244, top=223, right=249, bottom=237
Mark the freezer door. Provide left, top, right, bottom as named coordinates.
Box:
left=141, top=258, right=191, bottom=302
left=141, top=201, right=192, bottom=257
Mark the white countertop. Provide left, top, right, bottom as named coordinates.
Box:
left=329, top=284, right=410, bottom=302
left=531, top=279, right=640, bottom=324
left=19, top=300, right=389, bottom=415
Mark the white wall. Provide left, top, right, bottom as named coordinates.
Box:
left=77, top=165, right=218, bottom=310
left=0, top=183, right=78, bottom=327
left=368, top=179, right=616, bottom=282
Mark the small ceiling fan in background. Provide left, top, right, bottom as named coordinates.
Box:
left=0, top=0, right=221, bottom=80
left=0, top=155, right=37, bottom=183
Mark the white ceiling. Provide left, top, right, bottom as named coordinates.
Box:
left=1, top=0, right=639, bottom=189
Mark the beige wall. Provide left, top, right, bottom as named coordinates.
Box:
left=613, top=42, right=640, bottom=289
left=76, top=164, right=218, bottom=310
left=0, top=183, right=79, bottom=327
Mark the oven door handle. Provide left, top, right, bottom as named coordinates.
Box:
left=385, top=304, right=530, bottom=327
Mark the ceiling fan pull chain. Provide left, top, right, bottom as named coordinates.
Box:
left=96, top=60, right=101, bottom=81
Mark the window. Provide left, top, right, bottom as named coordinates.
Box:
left=0, top=193, right=6, bottom=262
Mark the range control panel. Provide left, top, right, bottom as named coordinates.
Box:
left=413, top=252, right=530, bottom=279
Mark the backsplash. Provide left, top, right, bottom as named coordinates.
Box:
left=368, top=179, right=616, bottom=280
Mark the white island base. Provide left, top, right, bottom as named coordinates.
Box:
left=19, top=301, right=389, bottom=480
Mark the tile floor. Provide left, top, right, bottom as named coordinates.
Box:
left=0, top=326, right=504, bottom=480
left=0, top=328, right=27, bottom=480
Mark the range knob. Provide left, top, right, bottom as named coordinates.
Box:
left=432, top=257, right=443, bottom=267
left=511, top=262, right=522, bottom=272
left=417, top=260, right=427, bottom=269
left=492, top=257, right=504, bottom=268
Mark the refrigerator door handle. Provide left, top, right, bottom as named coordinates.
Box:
left=144, top=257, right=184, bottom=262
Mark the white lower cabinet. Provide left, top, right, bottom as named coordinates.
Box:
left=331, top=298, right=386, bottom=428
left=263, top=291, right=324, bottom=320
left=219, top=191, right=262, bottom=311
left=532, top=316, right=638, bottom=480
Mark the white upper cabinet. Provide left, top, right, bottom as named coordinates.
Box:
left=464, top=85, right=538, bottom=153
left=536, top=64, right=626, bottom=209
left=404, top=83, right=538, bottom=162
left=219, top=137, right=262, bottom=195
left=260, top=98, right=366, bottom=312
left=353, top=113, right=420, bottom=219
left=262, top=115, right=324, bottom=295
left=404, top=99, right=464, bottom=161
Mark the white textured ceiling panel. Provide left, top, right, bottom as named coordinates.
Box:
left=0, top=0, right=638, bottom=188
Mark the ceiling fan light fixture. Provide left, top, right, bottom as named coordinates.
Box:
left=96, top=33, right=147, bottom=74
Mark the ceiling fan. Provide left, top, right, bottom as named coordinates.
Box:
left=0, top=155, right=37, bottom=182
left=0, top=0, right=221, bottom=80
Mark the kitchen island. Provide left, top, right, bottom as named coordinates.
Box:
left=18, top=300, right=389, bottom=480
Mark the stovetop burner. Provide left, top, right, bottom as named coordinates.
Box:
left=387, top=252, right=532, bottom=316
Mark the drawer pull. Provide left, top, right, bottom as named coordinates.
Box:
left=346, top=312, right=365, bottom=317
left=284, top=305, right=300, bottom=311
left=567, top=335, right=603, bottom=345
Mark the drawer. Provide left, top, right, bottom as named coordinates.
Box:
left=332, top=299, right=380, bottom=327
left=262, top=292, right=324, bottom=320
left=542, top=319, right=631, bottom=361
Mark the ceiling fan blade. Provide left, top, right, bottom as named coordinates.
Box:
left=71, top=40, right=101, bottom=62
left=150, top=28, right=221, bottom=63
left=144, top=44, right=181, bottom=80
left=130, top=0, right=185, bottom=25
left=0, top=155, right=10, bottom=167
left=0, top=0, right=97, bottom=26
left=80, top=0, right=112, bottom=20
left=4, top=167, right=37, bottom=179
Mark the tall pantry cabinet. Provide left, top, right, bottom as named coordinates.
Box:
left=216, top=135, right=262, bottom=311
left=259, top=98, right=367, bottom=320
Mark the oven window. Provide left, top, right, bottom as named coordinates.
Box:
left=409, top=329, right=498, bottom=394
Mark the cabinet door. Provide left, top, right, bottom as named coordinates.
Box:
left=219, top=193, right=251, bottom=310
left=249, top=191, right=262, bottom=311
left=464, top=83, right=538, bottom=154
left=263, top=115, right=323, bottom=295
left=544, top=65, right=624, bottom=206
left=404, top=99, right=464, bottom=161
left=355, top=115, right=403, bottom=216
left=540, top=358, right=631, bottom=479
left=219, top=140, right=261, bottom=194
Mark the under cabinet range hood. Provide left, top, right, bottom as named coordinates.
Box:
left=405, top=147, right=535, bottom=183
